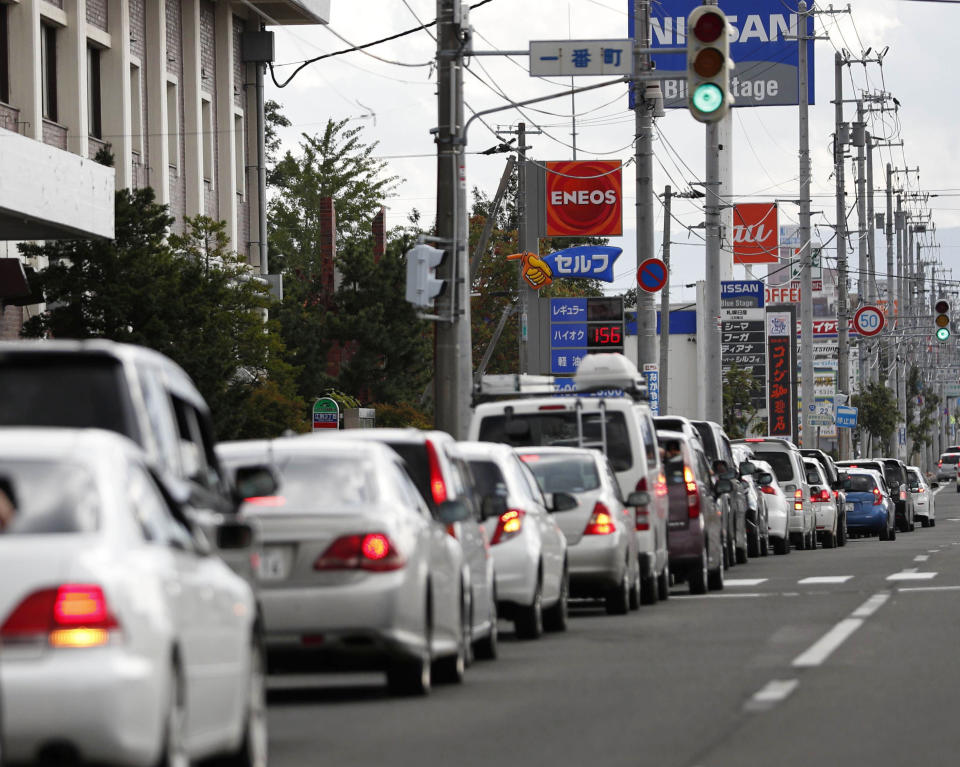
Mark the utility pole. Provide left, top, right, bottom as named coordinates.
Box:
left=855, top=101, right=868, bottom=408
left=885, top=162, right=896, bottom=455
left=517, top=122, right=530, bottom=373
left=704, top=117, right=723, bottom=423
left=434, top=0, right=471, bottom=437
left=798, top=1, right=814, bottom=447
left=834, top=52, right=850, bottom=459
left=659, top=185, right=672, bottom=415
left=634, top=0, right=656, bottom=370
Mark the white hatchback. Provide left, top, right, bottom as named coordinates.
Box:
left=907, top=466, right=937, bottom=527
left=0, top=429, right=264, bottom=767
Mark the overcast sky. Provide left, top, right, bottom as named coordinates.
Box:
left=265, top=0, right=960, bottom=303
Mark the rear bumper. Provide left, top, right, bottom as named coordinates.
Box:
left=668, top=525, right=706, bottom=573
left=847, top=507, right=887, bottom=533
left=567, top=534, right=627, bottom=596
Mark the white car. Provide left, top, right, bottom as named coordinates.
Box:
left=804, top=459, right=840, bottom=548
left=218, top=437, right=472, bottom=694
left=907, top=466, right=936, bottom=527
left=0, top=429, right=265, bottom=767
left=455, top=442, right=569, bottom=640
left=753, top=459, right=790, bottom=555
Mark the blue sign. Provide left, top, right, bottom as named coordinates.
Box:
left=551, top=297, right=587, bottom=322
left=835, top=405, right=858, bottom=429
left=629, top=1, right=815, bottom=108
left=551, top=349, right=588, bottom=375
left=551, top=325, right=587, bottom=348
left=721, top=280, right=765, bottom=307
left=643, top=365, right=660, bottom=416
left=542, top=246, right=622, bottom=283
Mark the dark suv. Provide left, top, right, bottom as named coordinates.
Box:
left=836, top=458, right=914, bottom=532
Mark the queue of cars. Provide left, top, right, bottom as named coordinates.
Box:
left=0, top=344, right=947, bottom=765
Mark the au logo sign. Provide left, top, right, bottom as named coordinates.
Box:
left=733, top=203, right=778, bottom=264
left=545, top=160, right=623, bottom=237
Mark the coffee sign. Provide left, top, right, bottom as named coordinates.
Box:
left=545, top=160, right=623, bottom=237
left=733, top=203, right=778, bottom=264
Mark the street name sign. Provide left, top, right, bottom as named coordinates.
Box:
left=530, top=40, right=634, bottom=77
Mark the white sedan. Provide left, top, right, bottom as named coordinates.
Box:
left=0, top=428, right=265, bottom=767
left=907, top=465, right=937, bottom=527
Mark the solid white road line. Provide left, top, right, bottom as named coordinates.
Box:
left=850, top=592, right=890, bottom=618
left=886, top=571, right=937, bottom=581
left=898, top=585, right=960, bottom=592
left=914, top=555, right=929, bottom=562
left=679, top=593, right=770, bottom=599
left=797, top=576, right=853, bottom=585
left=745, top=679, right=799, bottom=711
left=723, top=578, right=768, bottom=587
left=792, top=619, right=864, bottom=668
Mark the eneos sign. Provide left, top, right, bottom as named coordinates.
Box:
left=545, top=160, right=622, bottom=237
left=733, top=202, right=778, bottom=264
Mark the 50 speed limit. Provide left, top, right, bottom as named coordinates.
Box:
left=853, top=305, right=884, bottom=337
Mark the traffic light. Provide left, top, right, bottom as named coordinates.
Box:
left=935, top=298, right=950, bottom=342
left=686, top=6, right=732, bottom=123
left=405, top=242, right=448, bottom=308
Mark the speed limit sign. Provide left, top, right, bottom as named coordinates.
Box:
left=853, top=305, right=885, bottom=337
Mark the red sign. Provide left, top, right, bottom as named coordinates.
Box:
left=545, top=160, right=623, bottom=237
left=733, top=203, right=779, bottom=264
left=637, top=258, right=668, bottom=293
left=767, top=336, right=792, bottom=437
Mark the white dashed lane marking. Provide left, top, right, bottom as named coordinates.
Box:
left=723, top=578, right=768, bottom=587
left=792, top=592, right=890, bottom=668
left=797, top=576, right=854, bottom=585
left=886, top=571, right=937, bottom=581
left=745, top=679, right=799, bottom=712
left=914, top=555, right=929, bottom=562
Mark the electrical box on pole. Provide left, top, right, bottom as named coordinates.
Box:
left=405, top=242, right=448, bottom=308
left=935, top=298, right=951, bottom=342
left=686, top=6, right=732, bottom=123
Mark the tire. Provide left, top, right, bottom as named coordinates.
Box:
left=387, top=597, right=432, bottom=696
left=515, top=579, right=544, bottom=640
left=838, top=518, right=847, bottom=547
left=543, top=567, right=569, bottom=632
left=473, top=591, right=498, bottom=661
left=605, top=568, right=630, bottom=616
left=773, top=535, right=790, bottom=555
left=931, top=518, right=937, bottom=528
left=640, top=573, right=658, bottom=605
left=628, top=561, right=641, bottom=610
left=433, top=595, right=467, bottom=684
left=889, top=523, right=897, bottom=541
left=736, top=544, right=749, bottom=565
left=217, top=636, right=268, bottom=767
left=760, top=528, right=770, bottom=556
left=879, top=523, right=889, bottom=541
left=822, top=529, right=836, bottom=549
left=689, top=547, right=708, bottom=595
left=657, top=562, right=670, bottom=601
left=708, top=558, right=725, bottom=591
left=790, top=533, right=803, bottom=551
left=806, top=530, right=816, bottom=550
left=156, top=662, right=189, bottom=767
left=921, top=518, right=931, bottom=528
left=747, top=529, right=760, bottom=559
left=725, top=531, right=737, bottom=569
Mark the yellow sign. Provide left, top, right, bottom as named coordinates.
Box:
left=507, top=252, right=553, bottom=289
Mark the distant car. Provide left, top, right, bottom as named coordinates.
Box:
left=840, top=468, right=896, bottom=540
left=517, top=446, right=644, bottom=614
left=657, top=430, right=728, bottom=593
left=935, top=452, right=960, bottom=483
left=732, top=442, right=769, bottom=557
left=803, top=459, right=839, bottom=548
left=456, top=442, right=570, bottom=639
left=837, top=458, right=914, bottom=533
left=218, top=437, right=472, bottom=694
left=1, top=429, right=264, bottom=766
left=800, top=447, right=847, bottom=546
left=907, top=466, right=936, bottom=527
left=753, top=459, right=790, bottom=555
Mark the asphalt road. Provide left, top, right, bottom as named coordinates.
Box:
left=266, top=486, right=960, bottom=767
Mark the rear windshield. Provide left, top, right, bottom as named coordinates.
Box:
left=663, top=455, right=686, bottom=486
left=223, top=454, right=376, bottom=509
left=883, top=461, right=905, bottom=484
left=846, top=474, right=877, bottom=493
left=522, top=455, right=600, bottom=494
left=384, top=442, right=434, bottom=510
left=753, top=451, right=795, bottom=483
left=691, top=423, right=718, bottom=461
left=940, top=454, right=960, bottom=465
left=0, top=356, right=136, bottom=438
left=0, top=461, right=99, bottom=535
left=467, top=459, right=507, bottom=497
left=907, top=470, right=922, bottom=485
left=477, top=411, right=633, bottom=472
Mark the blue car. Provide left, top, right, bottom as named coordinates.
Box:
left=841, top=469, right=896, bottom=540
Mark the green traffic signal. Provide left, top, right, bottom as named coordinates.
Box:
left=692, top=83, right=724, bottom=114
left=936, top=327, right=950, bottom=342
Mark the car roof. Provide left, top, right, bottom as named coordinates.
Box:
left=509, top=445, right=601, bottom=460
left=0, top=427, right=143, bottom=464
left=473, top=396, right=636, bottom=415
left=218, top=436, right=396, bottom=460
left=309, top=428, right=455, bottom=446
left=456, top=441, right=521, bottom=460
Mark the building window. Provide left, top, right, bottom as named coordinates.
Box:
left=0, top=5, right=9, bottom=105
left=234, top=112, right=244, bottom=195
left=130, top=63, right=143, bottom=154
left=87, top=46, right=102, bottom=139
left=41, top=25, right=58, bottom=121
left=166, top=80, right=179, bottom=171
left=201, top=97, right=213, bottom=183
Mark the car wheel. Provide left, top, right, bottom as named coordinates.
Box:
left=837, top=518, right=847, bottom=546
left=707, top=556, right=725, bottom=591
left=790, top=532, right=802, bottom=550
left=773, top=535, right=789, bottom=555
left=473, top=590, right=498, bottom=661
left=921, top=517, right=930, bottom=528
left=736, top=543, right=749, bottom=565
left=156, top=662, right=188, bottom=767
left=544, top=566, right=569, bottom=632
left=822, top=529, right=836, bottom=549
left=760, top=526, right=770, bottom=556
left=387, top=597, right=432, bottom=695
left=726, top=532, right=737, bottom=569
left=217, top=635, right=268, bottom=767
left=931, top=518, right=937, bottom=528
left=747, top=528, right=760, bottom=559
left=515, top=578, right=544, bottom=640
left=689, top=546, right=708, bottom=595
left=640, top=570, right=659, bottom=605
left=605, top=567, right=630, bottom=616
left=628, top=560, right=641, bottom=610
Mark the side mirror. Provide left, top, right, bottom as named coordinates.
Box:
left=739, top=461, right=756, bottom=476
left=547, top=491, right=579, bottom=513
left=626, top=490, right=650, bottom=507
left=216, top=520, right=254, bottom=550
left=481, top=494, right=508, bottom=520
left=234, top=465, right=278, bottom=506
left=438, top=499, right=472, bottom=525
left=757, top=472, right=773, bottom=486
left=909, top=484, right=920, bottom=492
left=714, top=478, right=732, bottom=496
left=889, top=480, right=900, bottom=490
left=931, top=481, right=940, bottom=489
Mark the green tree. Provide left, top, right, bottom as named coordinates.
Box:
left=852, top=381, right=900, bottom=452
left=722, top=364, right=761, bottom=438
left=905, top=365, right=940, bottom=462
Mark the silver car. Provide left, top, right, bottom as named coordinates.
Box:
left=907, top=466, right=937, bottom=527
left=217, top=438, right=471, bottom=696
left=455, top=442, right=570, bottom=640
left=516, top=447, right=644, bottom=614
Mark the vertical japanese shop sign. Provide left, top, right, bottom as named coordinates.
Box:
left=766, top=308, right=795, bottom=438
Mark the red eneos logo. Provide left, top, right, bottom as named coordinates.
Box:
left=545, top=160, right=622, bottom=237
left=733, top=203, right=779, bottom=264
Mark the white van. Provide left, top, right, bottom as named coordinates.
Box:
left=469, top=354, right=671, bottom=605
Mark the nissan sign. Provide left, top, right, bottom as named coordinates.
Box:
left=545, top=160, right=623, bottom=237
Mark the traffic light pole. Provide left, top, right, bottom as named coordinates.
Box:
left=704, top=121, right=723, bottom=423
left=659, top=186, right=672, bottom=415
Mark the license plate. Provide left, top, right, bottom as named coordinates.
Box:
left=844, top=503, right=855, bottom=512
left=258, top=546, right=291, bottom=581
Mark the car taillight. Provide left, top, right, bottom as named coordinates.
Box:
left=873, top=487, right=883, bottom=505
left=760, top=485, right=777, bottom=495
left=794, top=488, right=804, bottom=511
left=918, top=486, right=925, bottom=493
left=900, top=489, right=907, bottom=501
left=425, top=439, right=447, bottom=505
left=938, top=461, right=943, bottom=468
left=584, top=502, right=615, bottom=535
left=314, top=533, right=405, bottom=572
left=491, top=509, right=525, bottom=545
left=833, top=490, right=839, bottom=500
left=244, top=495, right=286, bottom=507
left=812, top=488, right=830, bottom=503
left=1, top=584, right=119, bottom=648
left=656, top=471, right=668, bottom=498
left=683, top=466, right=701, bottom=519
left=635, top=477, right=650, bottom=530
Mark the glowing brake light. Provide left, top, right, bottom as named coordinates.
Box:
left=656, top=471, right=668, bottom=498
left=424, top=439, right=447, bottom=505
left=918, top=486, right=925, bottom=493
left=812, top=488, right=830, bottom=503
left=244, top=495, right=286, bottom=507
left=314, top=533, right=405, bottom=571
left=518, top=454, right=540, bottom=462
left=900, top=489, right=907, bottom=501
left=760, top=485, right=777, bottom=495
left=794, top=488, right=804, bottom=511
left=873, top=487, right=883, bottom=505
left=635, top=477, right=650, bottom=530
left=584, top=503, right=615, bottom=535
left=1, top=584, right=119, bottom=648
left=491, top=509, right=525, bottom=545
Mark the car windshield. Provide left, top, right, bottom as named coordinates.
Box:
left=0, top=460, right=99, bottom=535
left=467, top=459, right=508, bottom=497
left=845, top=474, right=877, bottom=493
left=940, top=454, right=960, bottom=465
left=752, top=451, right=794, bottom=483
left=522, top=455, right=600, bottom=494
left=224, top=454, right=376, bottom=509
left=477, top=411, right=633, bottom=472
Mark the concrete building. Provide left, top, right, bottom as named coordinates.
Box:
left=0, top=0, right=330, bottom=337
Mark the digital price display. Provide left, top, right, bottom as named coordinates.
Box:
left=587, top=323, right=623, bottom=348
left=586, top=297, right=624, bottom=353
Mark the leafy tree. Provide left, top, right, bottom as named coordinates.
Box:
left=722, top=364, right=761, bottom=438
left=905, top=365, right=940, bottom=462
left=370, top=401, right=432, bottom=429
left=852, top=381, right=900, bottom=452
